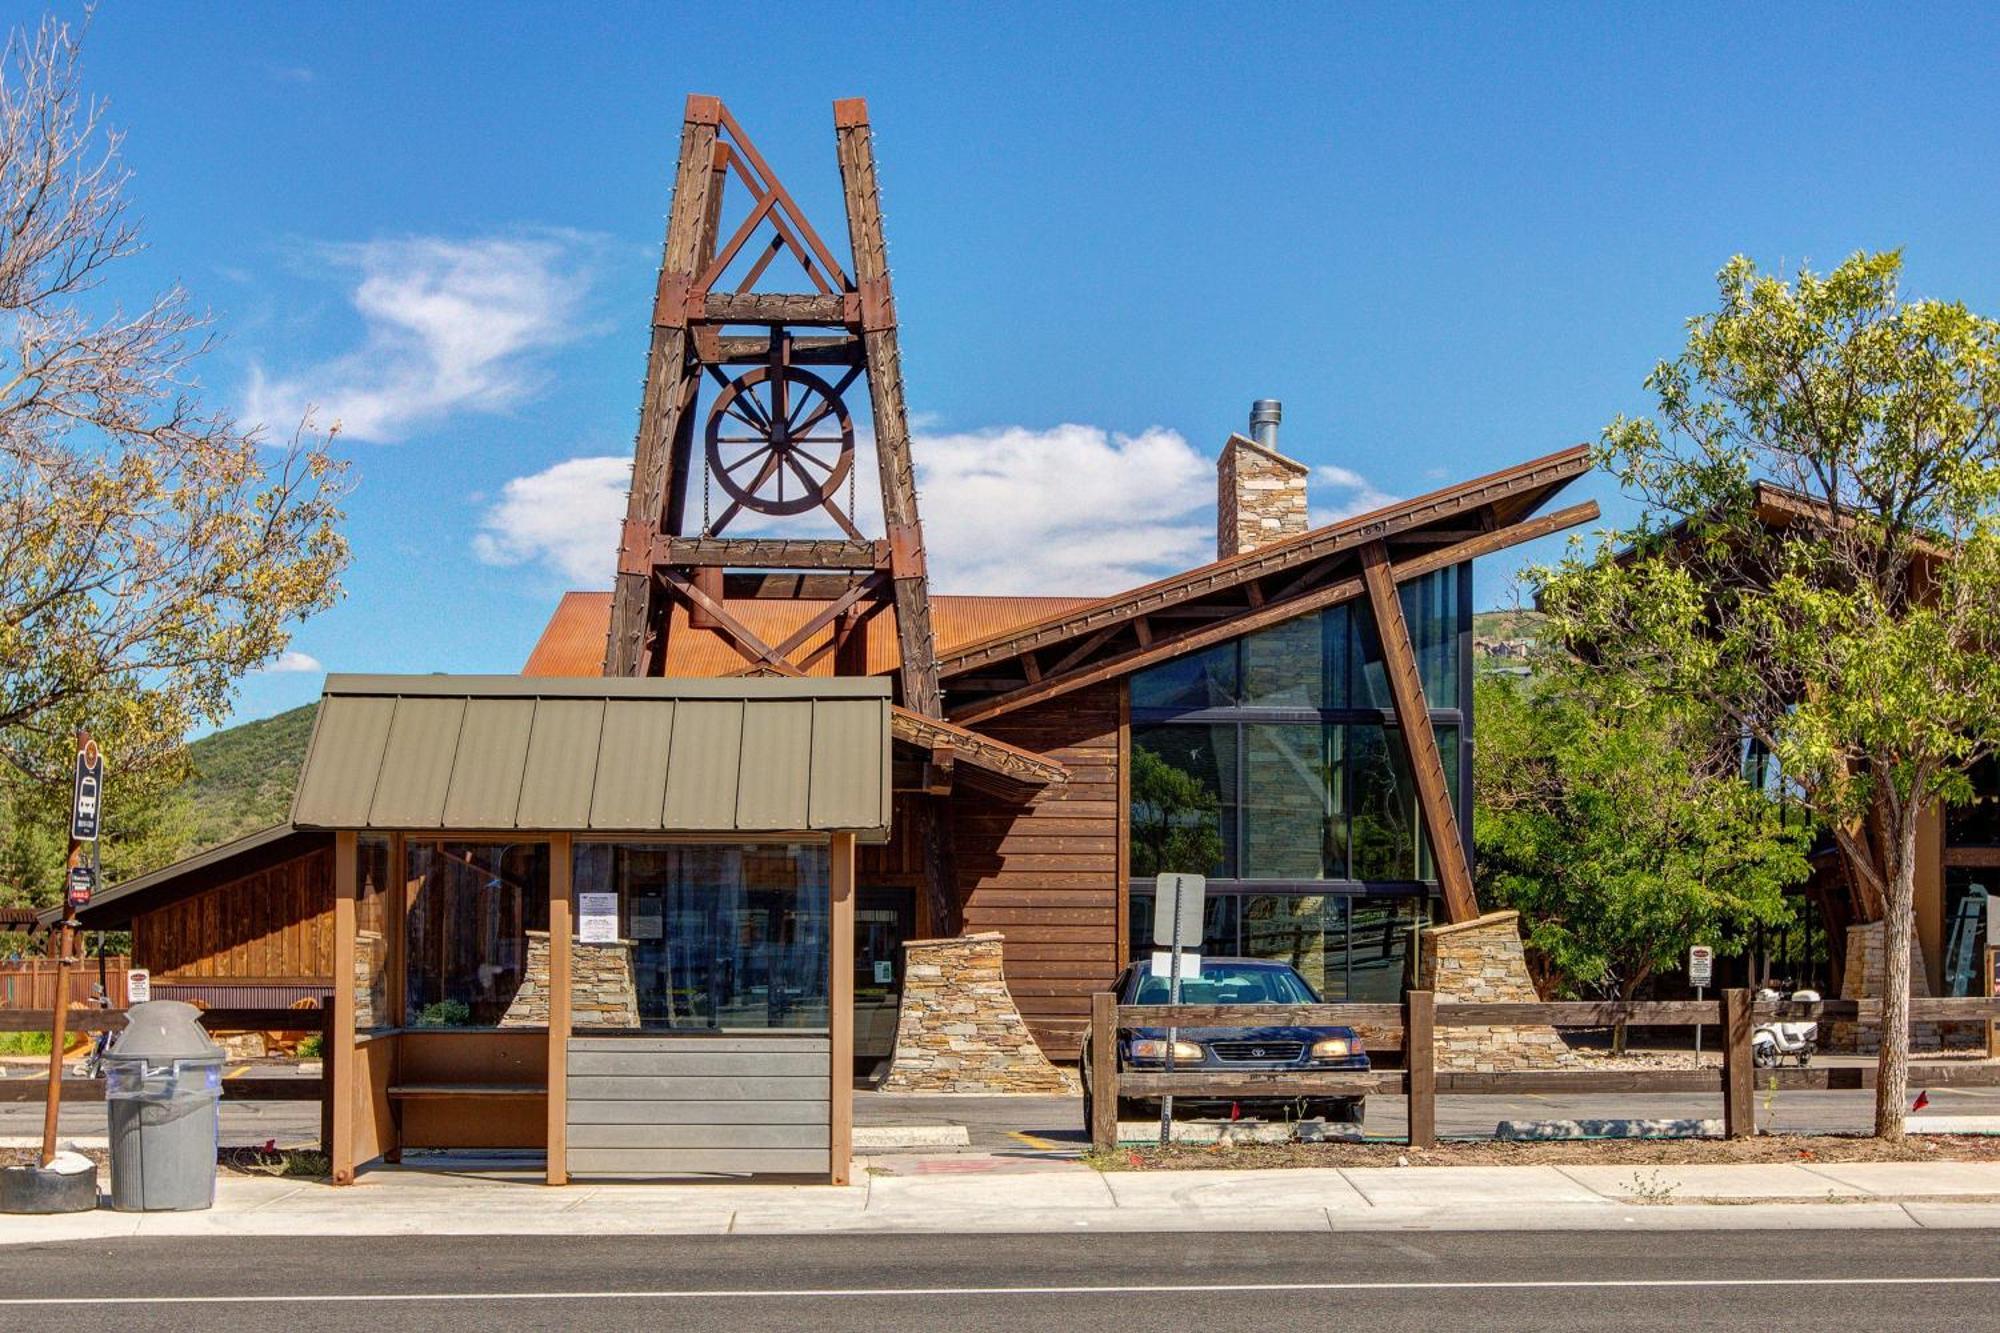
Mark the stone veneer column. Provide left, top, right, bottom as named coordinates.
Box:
left=879, top=932, right=1073, bottom=1093
left=1417, top=910, right=1576, bottom=1072
left=1827, top=920, right=1947, bottom=1052
left=502, top=930, right=640, bottom=1029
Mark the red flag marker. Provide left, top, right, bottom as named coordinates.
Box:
left=1912, top=1090, right=1930, bottom=1113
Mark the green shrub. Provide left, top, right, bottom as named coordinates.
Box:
left=413, top=999, right=472, bottom=1027
left=295, top=1034, right=323, bottom=1058
left=0, top=1032, right=53, bottom=1056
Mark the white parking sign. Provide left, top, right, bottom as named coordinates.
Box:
left=1689, top=946, right=1714, bottom=987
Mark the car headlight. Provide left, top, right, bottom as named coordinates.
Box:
left=1312, top=1037, right=1359, bottom=1059
left=1130, top=1039, right=1204, bottom=1062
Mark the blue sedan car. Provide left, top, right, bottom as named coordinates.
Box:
left=1079, top=957, right=1370, bottom=1130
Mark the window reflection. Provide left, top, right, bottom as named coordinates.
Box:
left=404, top=841, right=549, bottom=1027
left=573, top=843, right=830, bottom=1032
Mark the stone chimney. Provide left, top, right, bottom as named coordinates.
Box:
left=1217, top=398, right=1310, bottom=559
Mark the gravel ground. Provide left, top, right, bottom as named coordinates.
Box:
left=1089, top=1133, right=2000, bottom=1170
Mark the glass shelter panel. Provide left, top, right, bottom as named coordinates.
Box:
left=403, top=841, right=549, bottom=1027
left=572, top=842, right=831, bottom=1032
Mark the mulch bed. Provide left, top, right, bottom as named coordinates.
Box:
left=1090, top=1133, right=2000, bottom=1171
left=2, top=1145, right=327, bottom=1178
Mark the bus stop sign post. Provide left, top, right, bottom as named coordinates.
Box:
left=1153, top=873, right=1205, bottom=1147
left=1689, top=945, right=1714, bottom=1061
left=43, top=734, right=99, bottom=1167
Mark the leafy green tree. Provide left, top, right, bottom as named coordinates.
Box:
left=1475, top=670, right=1811, bottom=1049
left=0, top=20, right=348, bottom=923
left=1536, top=251, right=2000, bottom=1134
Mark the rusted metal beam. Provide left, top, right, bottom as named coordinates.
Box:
left=766, top=572, right=887, bottom=663
left=948, top=500, right=1599, bottom=725
left=1360, top=539, right=1478, bottom=923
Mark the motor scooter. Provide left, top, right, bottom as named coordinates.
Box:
left=1751, top=986, right=1819, bottom=1068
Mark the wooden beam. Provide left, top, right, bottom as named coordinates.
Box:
left=940, top=446, right=1593, bottom=678
left=702, top=291, right=850, bottom=325
left=660, top=568, right=801, bottom=673
left=949, top=500, right=1598, bottom=725
left=829, top=832, right=855, bottom=1186
left=658, top=537, right=887, bottom=570
left=606, top=95, right=724, bottom=676
left=330, top=831, right=358, bottom=1185
left=545, top=833, right=571, bottom=1187
left=1407, top=990, right=1436, bottom=1149
left=834, top=97, right=943, bottom=721
left=713, top=334, right=862, bottom=365
left=890, top=708, right=1070, bottom=788
left=1361, top=540, right=1479, bottom=923
left=766, top=572, right=887, bottom=664
left=724, top=572, right=877, bottom=600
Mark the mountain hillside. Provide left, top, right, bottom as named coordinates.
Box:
left=184, top=703, right=318, bottom=847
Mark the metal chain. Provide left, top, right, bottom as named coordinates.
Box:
left=702, top=444, right=712, bottom=535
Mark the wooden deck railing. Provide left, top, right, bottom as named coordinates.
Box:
left=1087, top=990, right=2000, bottom=1152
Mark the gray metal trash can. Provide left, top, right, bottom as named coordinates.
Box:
left=104, top=1001, right=225, bottom=1212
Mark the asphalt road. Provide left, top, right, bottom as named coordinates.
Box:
left=8, top=1082, right=2000, bottom=1152
left=2, top=1229, right=1994, bottom=1331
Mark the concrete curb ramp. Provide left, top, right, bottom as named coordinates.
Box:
left=6, top=1159, right=2000, bottom=1241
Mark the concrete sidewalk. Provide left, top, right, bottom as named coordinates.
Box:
left=7, top=1156, right=2000, bottom=1242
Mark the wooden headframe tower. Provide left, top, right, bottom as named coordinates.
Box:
left=606, top=94, right=940, bottom=719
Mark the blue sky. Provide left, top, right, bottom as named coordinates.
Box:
left=67, top=3, right=2000, bottom=725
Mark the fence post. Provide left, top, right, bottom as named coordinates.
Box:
left=1722, top=987, right=1753, bottom=1139
left=1090, top=991, right=1118, bottom=1153
left=1406, top=989, right=1436, bottom=1150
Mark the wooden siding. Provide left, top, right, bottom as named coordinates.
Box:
left=131, top=845, right=334, bottom=983
left=952, top=682, right=1123, bottom=1058
left=566, top=1034, right=832, bottom=1177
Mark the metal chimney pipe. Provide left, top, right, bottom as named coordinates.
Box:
left=1249, top=399, right=1282, bottom=451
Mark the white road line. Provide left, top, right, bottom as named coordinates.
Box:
left=3, top=1277, right=1999, bottom=1306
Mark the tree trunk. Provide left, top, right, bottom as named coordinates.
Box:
left=1874, top=807, right=1918, bottom=1139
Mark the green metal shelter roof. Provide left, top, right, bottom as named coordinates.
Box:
left=290, top=675, right=892, bottom=837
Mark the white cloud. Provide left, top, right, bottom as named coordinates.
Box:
left=473, top=424, right=1216, bottom=596
left=1310, top=462, right=1397, bottom=525
left=472, top=455, right=633, bottom=585
left=246, top=233, right=595, bottom=442
left=909, top=424, right=1213, bottom=594
left=263, top=650, right=323, bottom=674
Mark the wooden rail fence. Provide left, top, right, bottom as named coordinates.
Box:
left=1088, top=990, right=2000, bottom=1152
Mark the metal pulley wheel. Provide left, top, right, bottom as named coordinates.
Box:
left=704, top=365, right=856, bottom=517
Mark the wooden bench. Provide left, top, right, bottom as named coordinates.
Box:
left=386, top=1084, right=544, bottom=1099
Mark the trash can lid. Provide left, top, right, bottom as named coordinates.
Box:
left=106, top=1000, right=225, bottom=1061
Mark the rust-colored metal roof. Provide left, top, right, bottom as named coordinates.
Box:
left=522, top=591, right=1096, bottom=679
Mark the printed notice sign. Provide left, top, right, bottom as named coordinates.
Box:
left=126, top=969, right=150, bottom=1004
left=578, top=892, right=619, bottom=944
left=1688, top=945, right=1714, bottom=987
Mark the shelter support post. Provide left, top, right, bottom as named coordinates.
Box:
left=330, top=831, right=358, bottom=1185
left=830, top=832, right=856, bottom=1185
left=546, top=833, right=573, bottom=1186
left=1359, top=541, right=1479, bottom=923
left=1406, top=989, right=1437, bottom=1149
left=1722, top=988, right=1753, bottom=1138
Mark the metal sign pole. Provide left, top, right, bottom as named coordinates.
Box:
left=1160, top=883, right=1183, bottom=1147
left=1693, top=985, right=1704, bottom=1061
left=40, top=731, right=97, bottom=1167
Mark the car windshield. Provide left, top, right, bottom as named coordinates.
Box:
left=1129, top=962, right=1319, bottom=1006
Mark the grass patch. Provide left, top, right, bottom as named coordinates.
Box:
left=0, top=1032, right=53, bottom=1056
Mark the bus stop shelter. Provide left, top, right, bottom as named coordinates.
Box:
left=289, top=673, right=891, bottom=1186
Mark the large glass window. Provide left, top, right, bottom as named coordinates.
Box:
left=1946, top=756, right=2000, bottom=847
left=1126, top=890, right=1428, bottom=1000
left=404, top=841, right=549, bottom=1027
left=355, top=835, right=393, bottom=1032
left=1942, top=869, right=1992, bottom=998
left=1242, top=724, right=1343, bottom=879
left=1131, top=724, right=1238, bottom=878
left=1129, top=640, right=1239, bottom=711
left=573, top=842, right=830, bottom=1032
